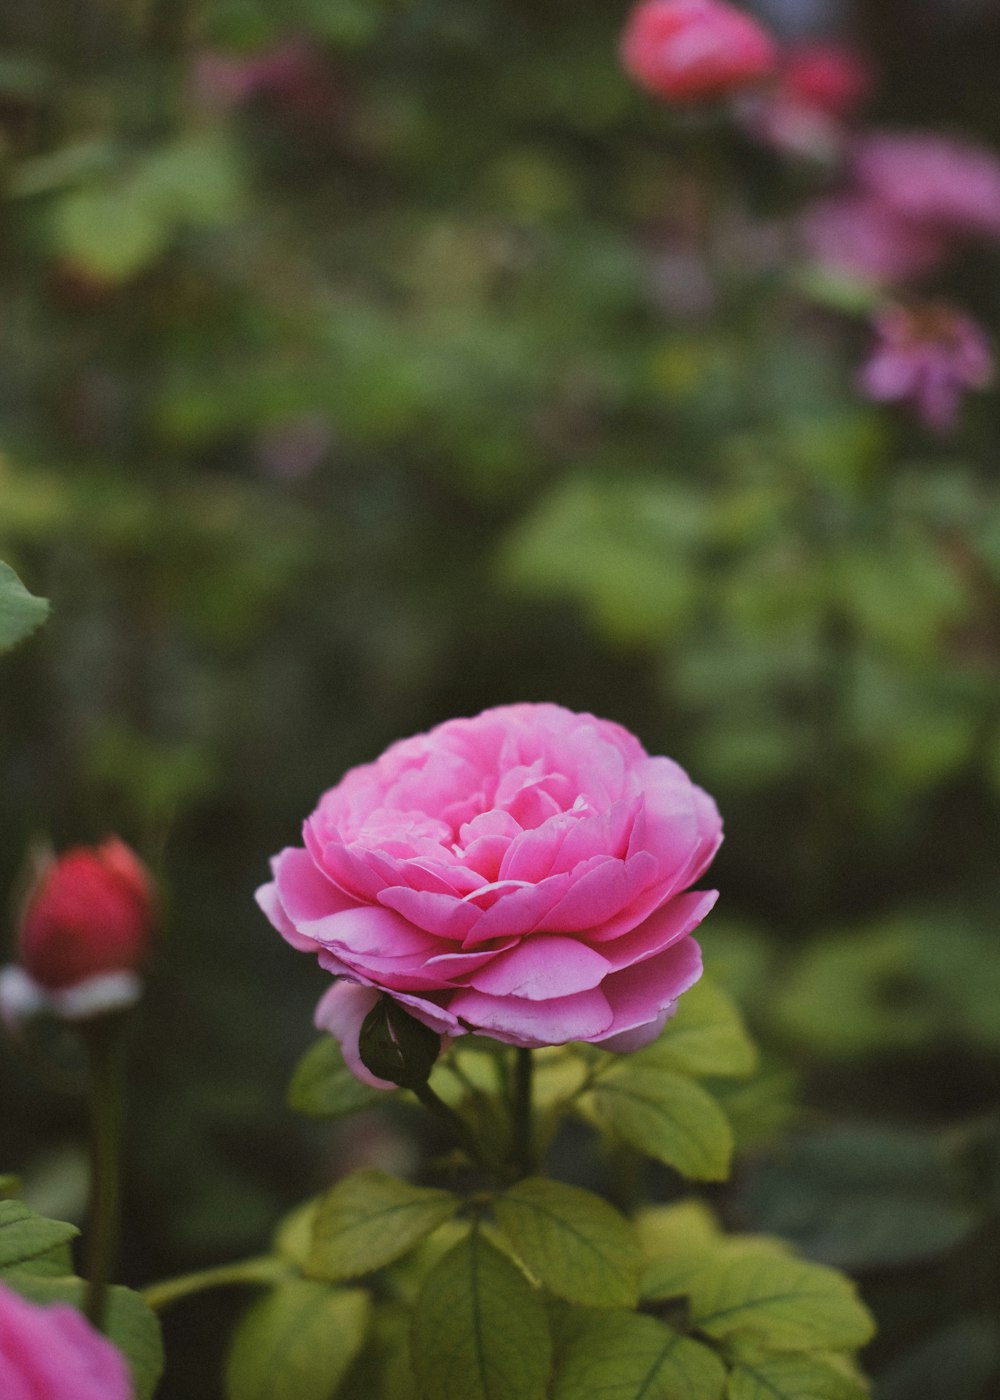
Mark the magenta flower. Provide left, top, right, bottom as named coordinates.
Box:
left=800, top=193, right=948, bottom=286
left=860, top=302, right=994, bottom=432
left=855, top=131, right=1000, bottom=240
left=257, top=704, right=722, bottom=1084
left=620, top=0, right=777, bottom=105
left=0, top=1281, right=132, bottom=1400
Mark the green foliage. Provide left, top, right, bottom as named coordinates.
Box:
left=226, top=1279, right=370, bottom=1400
left=726, top=1351, right=869, bottom=1400
left=688, top=1250, right=875, bottom=1352
left=410, top=1229, right=552, bottom=1400
left=492, top=1177, right=640, bottom=1309
left=0, top=1200, right=78, bottom=1271
left=287, top=1038, right=391, bottom=1119
left=635, top=977, right=758, bottom=1078
left=306, top=1170, right=460, bottom=1282
left=551, top=1311, right=727, bottom=1400
left=1, top=1203, right=163, bottom=1400
left=590, top=1066, right=733, bottom=1181
left=0, top=561, right=49, bottom=653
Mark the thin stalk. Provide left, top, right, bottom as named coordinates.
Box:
left=81, top=1013, right=127, bottom=1330
left=411, top=1081, right=495, bottom=1172
left=512, top=1047, right=534, bottom=1178
left=143, top=1256, right=288, bottom=1313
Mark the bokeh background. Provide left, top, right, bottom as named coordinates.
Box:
left=3, top=1, right=1000, bottom=1397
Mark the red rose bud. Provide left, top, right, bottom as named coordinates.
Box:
left=621, top=0, right=777, bottom=104
left=18, top=839, right=155, bottom=991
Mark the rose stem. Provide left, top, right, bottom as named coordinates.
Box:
left=411, top=1081, right=494, bottom=1172
left=81, top=1012, right=127, bottom=1330
left=512, top=1047, right=534, bottom=1178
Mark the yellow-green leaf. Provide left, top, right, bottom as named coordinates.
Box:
left=592, top=1069, right=733, bottom=1181
left=493, top=1178, right=640, bottom=1308
left=727, top=1351, right=870, bottom=1400
left=689, top=1249, right=875, bottom=1351
left=307, top=1170, right=460, bottom=1281
left=551, top=1311, right=726, bottom=1400
left=226, top=1279, right=370, bottom=1400
left=638, top=979, right=757, bottom=1078
left=0, top=562, right=49, bottom=653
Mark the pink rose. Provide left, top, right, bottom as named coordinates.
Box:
left=859, top=301, right=994, bottom=433
left=0, top=1280, right=133, bottom=1400
left=257, top=703, right=721, bottom=1084
left=620, top=0, right=777, bottom=105
left=855, top=131, right=1000, bottom=240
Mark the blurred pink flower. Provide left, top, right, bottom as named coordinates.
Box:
left=0, top=1281, right=132, bottom=1400
left=801, top=193, right=948, bottom=285
left=781, top=42, right=873, bottom=121
left=620, top=0, right=777, bottom=104
left=860, top=301, right=994, bottom=432
left=192, top=37, right=334, bottom=115
left=747, top=40, right=873, bottom=159
left=257, top=703, right=722, bottom=1082
left=855, top=131, right=1000, bottom=240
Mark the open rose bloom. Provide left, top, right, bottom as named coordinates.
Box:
left=258, top=704, right=722, bottom=1083
left=0, top=1281, right=132, bottom=1400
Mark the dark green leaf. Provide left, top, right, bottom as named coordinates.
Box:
left=411, top=1230, right=551, bottom=1400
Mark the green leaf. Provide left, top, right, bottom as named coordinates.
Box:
left=551, top=1311, right=726, bottom=1400
left=358, top=997, right=440, bottom=1090
left=0, top=1201, right=78, bottom=1274
left=688, top=1249, right=875, bottom=1351
left=53, top=184, right=168, bottom=282
left=727, top=1351, right=869, bottom=1400
left=493, top=1178, right=640, bottom=1308
left=226, top=1279, right=370, bottom=1400
left=288, top=1037, right=391, bottom=1119
left=638, top=979, right=758, bottom=1078
left=411, top=1230, right=551, bottom=1400
left=591, top=1069, right=733, bottom=1181
left=0, top=562, right=49, bottom=652
left=0, top=1175, right=20, bottom=1200
left=5, top=1273, right=163, bottom=1400
left=307, top=1170, right=461, bottom=1281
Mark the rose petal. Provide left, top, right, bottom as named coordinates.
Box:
left=600, top=890, right=718, bottom=970
left=596, top=936, right=704, bottom=1042
left=466, top=936, right=611, bottom=1000
left=447, top=985, right=615, bottom=1046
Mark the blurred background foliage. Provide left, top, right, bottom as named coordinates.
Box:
left=2, top=0, right=1000, bottom=1396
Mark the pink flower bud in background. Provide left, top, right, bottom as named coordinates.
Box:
left=781, top=42, right=873, bottom=121
left=621, top=0, right=777, bottom=104
left=18, top=839, right=154, bottom=991
left=0, top=1280, right=133, bottom=1400
left=860, top=302, right=994, bottom=433
left=746, top=40, right=873, bottom=160
left=1, top=839, right=155, bottom=1029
